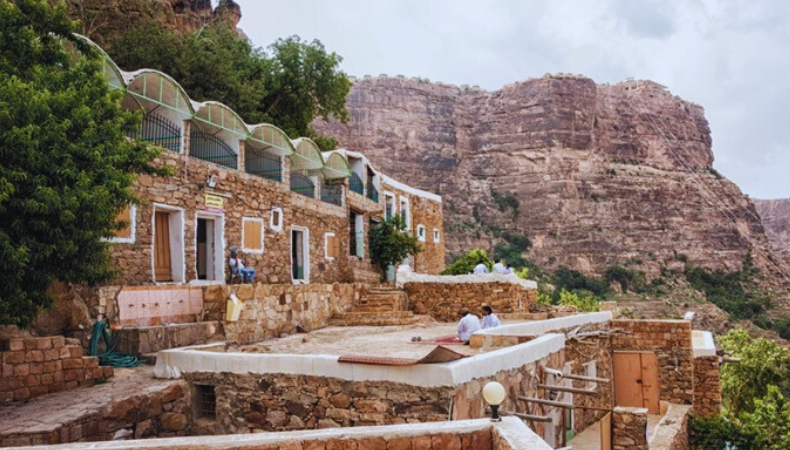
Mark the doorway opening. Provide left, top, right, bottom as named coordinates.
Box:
left=291, top=227, right=309, bottom=283
left=613, top=351, right=660, bottom=413
left=196, top=215, right=223, bottom=281
left=152, top=206, right=184, bottom=283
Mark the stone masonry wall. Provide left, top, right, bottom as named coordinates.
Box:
left=0, top=337, right=112, bottom=405
left=410, top=193, right=446, bottom=275
left=564, top=323, right=614, bottom=434
left=611, top=320, right=694, bottom=405
left=109, top=150, right=350, bottom=286
left=182, top=350, right=564, bottom=447
left=692, top=356, right=721, bottom=417
left=404, top=282, right=536, bottom=322
left=612, top=406, right=648, bottom=450
left=202, top=283, right=361, bottom=344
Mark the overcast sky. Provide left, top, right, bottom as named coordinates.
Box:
left=237, top=0, right=789, bottom=199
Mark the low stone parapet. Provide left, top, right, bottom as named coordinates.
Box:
left=613, top=406, right=648, bottom=450
left=0, top=337, right=112, bottom=405
left=649, top=404, right=691, bottom=450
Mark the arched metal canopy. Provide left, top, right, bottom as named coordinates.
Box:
left=290, top=138, right=324, bottom=171
left=192, top=101, right=248, bottom=139
left=248, top=124, right=295, bottom=156
left=322, top=152, right=352, bottom=180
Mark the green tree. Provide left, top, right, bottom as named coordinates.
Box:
left=368, top=215, right=421, bottom=275
left=741, top=385, right=790, bottom=450
left=0, top=0, right=163, bottom=327
left=108, top=23, right=351, bottom=150
left=442, top=248, right=494, bottom=275
left=556, top=289, right=600, bottom=312
left=719, top=329, right=790, bottom=416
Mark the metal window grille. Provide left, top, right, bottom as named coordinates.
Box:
left=126, top=112, right=182, bottom=152
left=189, top=129, right=238, bottom=170
left=290, top=173, right=315, bottom=198
left=196, top=384, right=216, bottom=419
left=321, top=181, right=343, bottom=206
left=349, top=172, right=364, bottom=195
left=366, top=180, right=379, bottom=203
left=245, top=147, right=282, bottom=182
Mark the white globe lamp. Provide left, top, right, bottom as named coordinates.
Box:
left=482, top=381, right=506, bottom=421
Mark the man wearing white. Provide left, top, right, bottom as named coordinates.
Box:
left=456, top=310, right=481, bottom=345
left=492, top=260, right=507, bottom=274
left=473, top=263, right=489, bottom=274
left=481, top=305, right=501, bottom=329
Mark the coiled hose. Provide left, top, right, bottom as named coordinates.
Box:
left=89, top=321, right=141, bottom=368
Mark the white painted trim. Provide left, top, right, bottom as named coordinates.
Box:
left=18, top=417, right=548, bottom=450
left=106, top=204, right=136, bottom=244
left=155, top=333, right=565, bottom=388
left=290, top=225, right=310, bottom=284
left=195, top=211, right=226, bottom=282
left=433, top=228, right=440, bottom=243
left=381, top=173, right=442, bottom=203
left=417, top=224, right=426, bottom=242
left=398, top=270, right=538, bottom=290
left=324, top=232, right=336, bottom=261
left=270, top=207, right=283, bottom=232
left=475, top=312, right=613, bottom=337
left=151, top=203, right=186, bottom=284
left=692, top=330, right=716, bottom=357
left=241, top=217, right=265, bottom=254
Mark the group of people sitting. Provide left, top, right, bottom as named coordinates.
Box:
left=456, top=305, right=501, bottom=345
left=229, top=247, right=256, bottom=283
left=472, top=259, right=514, bottom=275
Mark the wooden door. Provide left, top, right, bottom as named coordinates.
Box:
left=613, top=352, right=660, bottom=414
left=154, top=212, right=172, bottom=281
left=640, top=353, right=660, bottom=413
left=600, top=412, right=612, bottom=450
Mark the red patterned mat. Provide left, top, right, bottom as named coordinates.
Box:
left=338, top=345, right=471, bottom=366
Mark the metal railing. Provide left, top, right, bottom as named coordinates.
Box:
left=349, top=172, right=364, bottom=195
left=189, top=129, right=238, bottom=170
left=367, top=181, right=379, bottom=203
left=321, top=181, right=343, bottom=206
left=126, top=112, right=182, bottom=152
left=290, top=173, right=315, bottom=198
left=245, top=147, right=282, bottom=182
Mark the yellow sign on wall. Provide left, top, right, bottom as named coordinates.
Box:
left=204, top=193, right=224, bottom=210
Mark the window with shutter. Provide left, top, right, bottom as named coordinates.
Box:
left=242, top=218, right=264, bottom=253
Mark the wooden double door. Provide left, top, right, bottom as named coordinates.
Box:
left=154, top=211, right=172, bottom=282
left=613, top=352, right=660, bottom=413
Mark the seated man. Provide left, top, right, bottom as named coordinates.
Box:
left=481, top=305, right=502, bottom=329
left=473, top=262, right=489, bottom=275
left=229, top=247, right=255, bottom=283
left=456, top=309, right=481, bottom=345
left=492, top=259, right=507, bottom=274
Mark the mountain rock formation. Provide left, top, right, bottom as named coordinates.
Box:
left=316, top=75, right=789, bottom=280
left=59, top=0, right=241, bottom=45
left=755, top=199, right=790, bottom=267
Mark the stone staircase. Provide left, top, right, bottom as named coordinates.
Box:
left=330, top=287, right=431, bottom=326
left=348, top=258, right=384, bottom=284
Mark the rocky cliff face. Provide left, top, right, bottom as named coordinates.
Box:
left=755, top=199, right=790, bottom=267
left=60, top=0, right=242, bottom=46
left=316, top=75, right=788, bottom=280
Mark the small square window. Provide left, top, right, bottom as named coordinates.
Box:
left=417, top=225, right=426, bottom=242
left=270, top=207, right=283, bottom=232
left=433, top=229, right=440, bottom=243
left=242, top=218, right=264, bottom=254
left=325, top=233, right=339, bottom=259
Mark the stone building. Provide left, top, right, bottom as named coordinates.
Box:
left=76, top=36, right=444, bottom=288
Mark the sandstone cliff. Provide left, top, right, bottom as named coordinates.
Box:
left=315, top=75, right=789, bottom=281
left=755, top=199, right=790, bottom=267
left=60, top=0, right=241, bottom=46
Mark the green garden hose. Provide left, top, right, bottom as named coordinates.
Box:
left=89, top=321, right=141, bottom=368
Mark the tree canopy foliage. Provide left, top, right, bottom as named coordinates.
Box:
left=107, top=22, right=351, bottom=150
left=368, top=215, right=422, bottom=275
left=441, top=248, right=494, bottom=275
left=0, top=0, right=163, bottom=327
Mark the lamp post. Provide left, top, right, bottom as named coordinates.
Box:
left=483, top=381, right=506, bottom=422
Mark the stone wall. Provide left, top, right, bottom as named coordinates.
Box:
left=692, top=356, right=721, bottom=417
left=649, top=405, right=691, bottom=450
left=612, top=407, right=648, bottom=450
left=404, top=281, right=536, bottom=322
left=0, top=337, right=112, bottom=405
left=181, top=350, right=564, bottom=447
left=611, top=320, right=694, bottom=404
left=564, top=323, right=614, bottom=434
left=114, top=322, right=223, bottom=356
left=0, top=380, right=189, bottom=447
left=202, top=283, right=361, bottom=344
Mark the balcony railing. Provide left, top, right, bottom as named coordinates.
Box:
left=349, top=172, right=364, bottom=196
left=189, top=129, right=238, bottom=170
left=290, top=173, right=315, bottom=198
left=127, top=112, right=182, bottom=153
left=321, top=182, right=343, bottom=206
left=245, top=147, right=282, bottom=182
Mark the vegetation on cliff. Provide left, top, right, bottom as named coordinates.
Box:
left=0, top=0, right=165, bottom=327
left=106, top=20, right=351, bottom=150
